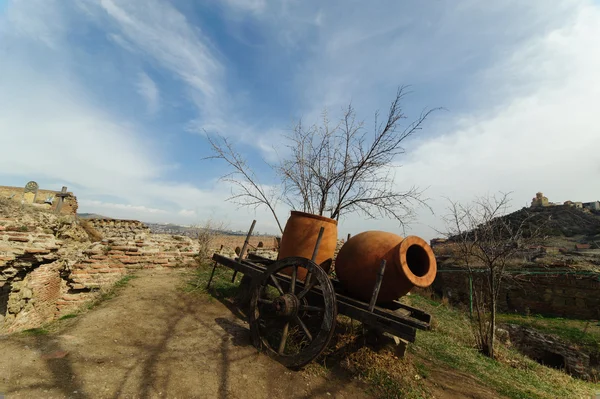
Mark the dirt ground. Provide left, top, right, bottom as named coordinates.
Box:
left=0, top=270, right=370, bottom=399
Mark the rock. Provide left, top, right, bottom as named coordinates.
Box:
left=21, top=287, right=33, bottom=299
left=502, top=323, right=593, bottom=380
left=365, top=328, right=408, bottom=358
left=495, top=327, right=511, bottom=345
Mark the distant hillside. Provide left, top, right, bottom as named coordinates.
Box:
left=78, top=213, right=109, bottom=219
left=504, top=206, right=600, bottom=243
left=145, top=222, right=250, bottom=238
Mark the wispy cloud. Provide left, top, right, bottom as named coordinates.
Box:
left=1, top=0, right=598, bottom=239
left=97, top=0, right=224, bottom=124
left=136, top=72, right=160, bottom=115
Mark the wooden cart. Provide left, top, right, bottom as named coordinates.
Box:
left=207, top=221, right=432, bottom=368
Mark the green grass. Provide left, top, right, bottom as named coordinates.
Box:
left=58, top=313, right=78, bottom=320
left=87, top=274, right=138, bottom=310
left=184, top=261, right=240, bottom=300
left=184, top=263, right=598, bottom=398
left=112, top=274, right=137, bottom=289
left=497, top=313, right=600, bottom=352
left=403, top=294, right=598, bottom=399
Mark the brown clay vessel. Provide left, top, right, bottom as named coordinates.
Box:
left=335, top=231, right=437, bottom=303
left=277, top=211, right=338, bottom=279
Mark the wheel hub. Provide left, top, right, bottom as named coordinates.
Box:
left=273, top=294, right=299, bottom=317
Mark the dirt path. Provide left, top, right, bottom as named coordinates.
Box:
left=0, top=270, right=370, bottom=399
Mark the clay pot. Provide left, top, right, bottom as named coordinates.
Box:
left=278, top=211, right=338, bottom=279
left=335, top=231, right=437, bottom=303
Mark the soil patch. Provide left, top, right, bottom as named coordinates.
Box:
left=0, top=270, right=369, bottom=398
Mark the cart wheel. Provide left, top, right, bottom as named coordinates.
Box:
left=248, top=256, right=337, bottom=368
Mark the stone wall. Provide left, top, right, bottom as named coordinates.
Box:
left=502, top=323, right=599, bottom=381
left=0, top=185, right=78, bottom=215
left=86, top=218, right=150, bottom=240
left=0, top=218, right=64, bottom=330
left=66, top=234, right=198, bottom=293
left=0, top=212, right=199, bottom=332
left=432, top=266, right=600, bottom=319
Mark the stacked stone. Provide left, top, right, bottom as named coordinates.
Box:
left=87, top=218, right=151, bottom=240
left=0, top=216, right=64, bottom=331
left=1, top=212, right=203, bottom=332
left=503, top=323, right=598, bottom=380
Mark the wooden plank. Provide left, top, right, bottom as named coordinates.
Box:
left=337, top=301, right=417, bottom=343
left=212, top=254, right=430, bottom=334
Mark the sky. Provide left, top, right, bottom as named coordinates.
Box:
left=1, top=0, right=599, bottom=239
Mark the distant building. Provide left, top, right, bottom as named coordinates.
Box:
left=564, top=200, right=583, bottom=208
left=531, top=192, right=549, bottom=208
left=532, top=192, right=598, bottom=211
left=575, top=244, right=591, bottom=251
left=582, top=201, right=600, bottom=211
left=430, top=238, right=447, bottom=247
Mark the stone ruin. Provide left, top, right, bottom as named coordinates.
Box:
left=86, top=218, right=151, bottom=240
left=0, top=199, right=200, bottom=333
left=501, top=323, right=599, bottom=381
left=0, top=182, right=78, bottom=215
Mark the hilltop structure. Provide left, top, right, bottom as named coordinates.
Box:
left=530, top=192, right=599, bottom=211
left=0, top=181, right=78, bottom=215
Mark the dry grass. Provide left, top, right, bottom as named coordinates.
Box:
left=79, top=219, right=103, bottom=242
left=210, top=234, right=278, bottom=252
left=184, top=255, right=598, bottom=399
left=404, top=295, right=598, bottom=399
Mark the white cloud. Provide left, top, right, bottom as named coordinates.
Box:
left=178, top=209, right=197, bottom=217
left=79, top=200, right=167, bottom=214
left=97, top=0, right=224, bottom=124
left=0, top=1, right=285, bottom=233
left=339, top=1, right=600, bottom=239
left=2, top=0, right=598, bottom=241
left=136, top=72, right=160, bottom=114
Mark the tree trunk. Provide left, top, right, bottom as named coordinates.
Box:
left=489, top=287, right=496, bottom=359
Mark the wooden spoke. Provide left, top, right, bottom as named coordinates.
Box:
left=278, top=322, right=290, bottom=355
left=296, top=279, right=317, bottom=300
left=294, top=316, right=313, bottom=342
left=290, top=265, right=297, bottom=294
left=300, top=305, right=323, bottom=313
left=270, top=275, right=285, bottom=295
left=249, top=256, right=337, bottom=368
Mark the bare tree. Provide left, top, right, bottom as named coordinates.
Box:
left=206, top=86, right=436, bottom=231
left=278, top=87, right=436, bottom=225
left=442, top=192, right=545, bottom=359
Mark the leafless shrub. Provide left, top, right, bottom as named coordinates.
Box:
left=442, top=192, right=547, bottom=359
left=194, top=219, right=226, bottom=262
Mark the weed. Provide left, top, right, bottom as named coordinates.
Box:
left=185, top=262, right=239, bottom=300
left=58, top=313, right=78, bottom=320
left=403, top=294, right=597, bottom=399
left=497, top=313, right=599, bottom=352
left=87, top=274, right=138, bottom=310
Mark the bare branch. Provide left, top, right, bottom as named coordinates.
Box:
left=204, top=134, right=284, bottom=234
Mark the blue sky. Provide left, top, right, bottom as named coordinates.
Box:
left=1, top=0, right=599, bottom=238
